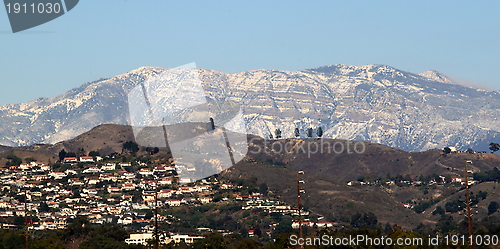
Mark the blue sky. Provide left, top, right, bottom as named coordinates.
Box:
left=1, top=1, right=499, bottom=105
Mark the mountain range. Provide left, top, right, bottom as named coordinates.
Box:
left=1, top=64, right=500, bottom=152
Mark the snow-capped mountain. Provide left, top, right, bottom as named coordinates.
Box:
left=1, top=64, right=499, bottom=152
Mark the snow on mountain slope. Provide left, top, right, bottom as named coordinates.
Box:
left=1, top=64, right=499, bottom=152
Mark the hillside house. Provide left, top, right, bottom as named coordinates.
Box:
left=63, top=157, right=78, bottom=163
left=118, top=216, right=133, bottom=225
left=159, top=189, right=175, bottom=198
left=139, top=180, right=157, bottom=189
left=179, top=177, right=191, bottom=184
left=125, top=233, right=153, bottom=246
left=79, top=156, right=94, bottom=163
left=121, top=172, right=136, bottom=179
left=220, top=183, right=234, bottom=190
left=159, top=177, right=173, bottom=185
left=83, top=167, right=101, bottom=174
left=49, top=172, right=67, bottom=180
left=85, top=176, right=100, bottom=185
left=119, top=162, right=132, bottom=167
left=166, top=199, right=181, bottom=207
left=69, top=178, right=84, bottom=186
left=101, top=163, right=116, bottom=171
left=82, top=188, right=98, bottom=195
left=107, top=186, right=121, bottom=193
left=164, top=165, right=176, bottom=171
left=138, top=168, right=153, bottom=176
left=99, top=173, right=117, bottom=181
left=121, top=182, right=137, bottom=191
left=178, top=186, right=194, bottom=194
left=65, top=169, right=77, bottom=175
left=19, top=163, right=31, bottom=170
left=199, top=197, right=212, bottom=204
left=170, top=234, right=204, bottom=244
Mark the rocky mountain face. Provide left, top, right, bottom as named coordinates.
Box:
left=1, top=64, right=499, bottom=152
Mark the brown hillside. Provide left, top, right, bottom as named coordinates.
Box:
left=4, top=124, right=500, bottom=229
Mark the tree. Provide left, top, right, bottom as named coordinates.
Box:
left=145, top=210, right=153, bottom=219
left=363, top=212, right=378, bottom=228
left=488, top=201, right=499, bottom=215
left=489, top=142, right=500, bottom=153
left=259, top=183, right=268, bottom=196
left=443, top=147, right=451, bottom=155
left=209, top=117, right=216, bottom=130
left=254, top=227, right=262, bottom=237
left=88, top=151, right=100, bottom=157
left=436, top=214, right=455, bottom=234
left=317, top=127, right=323, bottom=137
left=294, top=128, right=300, bottom=137
left=275, top=128, right=282, bottom=139
left=192, top=233, right=225, bottom=248
left=145, top=147, right=160, bottom=155
left=66, top=152, right=77, bottom=157
left=77, top=147, right=85, bottom=157
left=351, top=212, right=378, bottom=229
left=122, top=141, right=139, bottom=153
left=5, top=155, right=22, bottom=166
left=273, top=216, right=293, bottom=235
left=432, top=206, right=445, bottom=216
left=307, top=128, right=313, bottom=138
left=40, top=202, right=50, bottom=212
left=58, top=149, right=67, bottom=161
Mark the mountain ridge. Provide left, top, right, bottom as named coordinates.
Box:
left=1, top=64, right=499, bottom=153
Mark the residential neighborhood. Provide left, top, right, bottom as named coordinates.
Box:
left=0, top=153, right=318, bottom=246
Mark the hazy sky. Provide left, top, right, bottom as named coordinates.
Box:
left=1, top=1, right=499, bottom=105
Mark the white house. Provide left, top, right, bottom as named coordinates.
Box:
left=118, top=216, right=133, bottom=225
left=119, top=162, right=132, bottom=167
left=49, top=172, right=67, bottom=180
left=63, top=157, right=78, bottom=163
left=138, top=168, right=153, bottom=176
left=179, top=177, right=191, bottom=184
left=166, top=199, right=181, bottom=207
left=79, top=156, right=94, bottom=163
left=83, top=167, right=101, bottom=174
left=125, top=233, right=153, bottom=246
left=171, top=234, right=204, bottom=244
left=121, top=172, right=136, bottom=179
left=159, top=177, right=173, bottom=185
left=121, top=182, right=137, bottom=191
left=101, top=163, right=116, bottom=171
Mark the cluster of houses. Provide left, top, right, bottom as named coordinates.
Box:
left=0, top=155, right=317, bottom=245
left=347, top=174, right=477, bottom=187
left=125, top=233, right=204, bottom=246
left=0, top=158, right=222, bottom=231
left=345, top=172, right=479, bottom=211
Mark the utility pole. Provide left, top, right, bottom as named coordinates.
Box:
left=296, top=171, right=305, bottom=245
left=464, top=160, right=474, bottom=249
left=24, top=192, right=28, bottom=249
left=154, top=181, right=159, bottom=249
